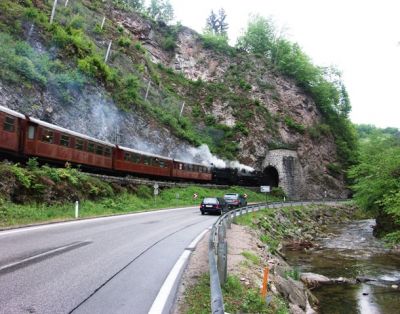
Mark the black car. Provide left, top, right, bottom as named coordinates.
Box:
left=200, top=197, right=228, bottom=215
left=223, top=193, right=247, bottom=208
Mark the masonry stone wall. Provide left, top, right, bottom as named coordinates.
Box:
left=262, top=149, right=305, bottom=199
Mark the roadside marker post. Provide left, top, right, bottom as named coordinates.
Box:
left=75, top=201, right=79, bottom=219
left=261, top=266, right=269, bottom=299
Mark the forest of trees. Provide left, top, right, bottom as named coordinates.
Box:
left=349, top=126, right=400, bottom=242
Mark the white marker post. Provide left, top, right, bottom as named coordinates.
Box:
left=50, top=0, right=58, bottom=24
left=75, top=201, right=79, bottom=218
left=100, top=16, right=106, bottom=29
left=104, top=40, right=112, bottom=63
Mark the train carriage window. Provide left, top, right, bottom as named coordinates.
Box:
left=159, top=160, right=165, bottom=168
left=87, top=142, right=95, bottom=153
left=104, top=147, right=111, bottom=157
left=3, top=116, right=15, bottom=132
left=124, top=152, right=131, bottom=161
left=95, top=145, right=103, bottom=155
left=143, top=156, right=150, bottom=165
left=27, top=125, right=36, bottom=140
left=131, top=154, right=141, bottom=163
left=41, top=129, right=54, bottom=143
left=60, top=135, right=70, bottom=147
left=178, top=163, right=183, bottom=170
left=75, top=139, right=84, bottom=150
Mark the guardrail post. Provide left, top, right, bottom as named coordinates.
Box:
left=218, top=222, right=226, bottom=243
left=227, top=211, right=232, bottom=229
left=217, top=241, right=228, bottom=284
left=240, top=207, right=243, bottom=216
left=245, top=206, right=248, bottom=214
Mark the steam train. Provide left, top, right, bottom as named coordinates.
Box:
left=0, top=105, right=264, bottom=186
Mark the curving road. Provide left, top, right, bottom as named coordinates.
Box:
left=0, top=206, right=217, bottom=314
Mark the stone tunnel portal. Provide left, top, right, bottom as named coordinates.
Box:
left=262, top=166, right=279, bottom=188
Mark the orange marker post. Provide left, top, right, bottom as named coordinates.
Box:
left=261, top=267, right=269, bottom=299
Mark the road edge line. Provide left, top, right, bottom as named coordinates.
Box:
left=148, top=228, right=209, bottom=314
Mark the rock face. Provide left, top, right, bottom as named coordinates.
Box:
left=0, top=4, right=349, bottom=199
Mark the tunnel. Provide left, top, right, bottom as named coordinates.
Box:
left=262, top=166, right=279, bottom=187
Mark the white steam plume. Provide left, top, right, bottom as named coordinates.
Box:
left=177, top=144, right=254, bottom=171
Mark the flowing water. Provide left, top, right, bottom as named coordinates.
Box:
left=283, top=219, right=400, bottom=313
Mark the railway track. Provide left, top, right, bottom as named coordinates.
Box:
left=87, top=173, right=231, bottom=189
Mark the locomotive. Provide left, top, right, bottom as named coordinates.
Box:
left=0, top=105, right=263, bottom=186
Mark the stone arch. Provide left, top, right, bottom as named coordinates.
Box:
left=262, top=166, right=279, bottom=187
left=262, top=149, right=304, bottom=199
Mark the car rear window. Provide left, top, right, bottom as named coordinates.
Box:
left=203, top=198, right=218, bottom=204
left=224, top=194, right=238, bottom=199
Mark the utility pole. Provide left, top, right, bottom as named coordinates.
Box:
left=65, top=0, right=69, bottom=7
left=101, top=16, right=106, bottom=29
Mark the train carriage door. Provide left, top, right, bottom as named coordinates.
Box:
left=24, top=122, right=37, bottom=155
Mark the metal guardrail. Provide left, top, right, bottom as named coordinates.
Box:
left=208, top=199, right=348, bottom=314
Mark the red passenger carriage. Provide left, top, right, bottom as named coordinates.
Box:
left=23, top=117, right=114, bottom=170
left=0, top=106, right=25, bottom=154
left=114, top=146, right=173, bottom=178
left=172, top=159, right=212, bottom=182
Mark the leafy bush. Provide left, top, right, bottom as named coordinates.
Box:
left=234, top=122, right=249, bottom=136
left=161, top=35, right=176, bottom=51
left=10, top=164, right=32, bottom=188
left=115, top=74, right=140, bottom=109
left=118, top=36, right=131, bottom=48
left=136, top=185, right=152, bottom=199
left=69, top=15, right=85, bottom=30
left=78, top=55, right=116, bottom=84
left=202, top=32, right=235, bottom=54
left=271, top=187, right=286, bottom=198
left=191, top=104, right=202, bottom=118
left=284, top=116, right=305, bottom=134
left=205, top=115, right=216, bottom=126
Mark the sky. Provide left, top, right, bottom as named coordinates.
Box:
left=168, top=0, right=400, bottom=128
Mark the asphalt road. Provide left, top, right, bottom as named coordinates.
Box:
left=0, top=206, right=217, bottom=314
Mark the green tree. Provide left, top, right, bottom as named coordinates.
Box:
left=349, top=132, right=400, bottom=220
left=147, top=0, right=174, bottom=23
left=205, top=8, right=228, bottom=36
left=112, top=0, right=144, bottom=11
left=236, top=15, right=276, bottom=55
left=205, top=10, right=218, bottom=34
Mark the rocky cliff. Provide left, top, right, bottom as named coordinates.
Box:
left=0, top=0, right=348, bottom=199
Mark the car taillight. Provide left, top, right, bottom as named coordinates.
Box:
left=234, top=200, right=239, bottom=204
left=216, top=204, right=221, bottom=208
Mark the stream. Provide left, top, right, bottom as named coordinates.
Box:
left=283, top=219, right=400, bottom=313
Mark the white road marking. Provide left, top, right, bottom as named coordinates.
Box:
left=148, top=228, right=209, bottom=314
